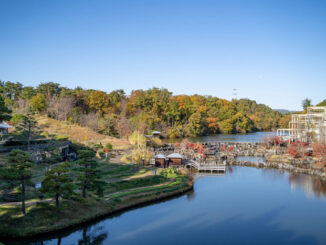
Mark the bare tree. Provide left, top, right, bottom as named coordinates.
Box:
left=47, top=96, right=75, bottom=121
left=116, top=116, right=131, bottom=138
left=80, top=113, right=100, bottom=132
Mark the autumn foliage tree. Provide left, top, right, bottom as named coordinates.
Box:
left=2, top=80, right=285, bottom=139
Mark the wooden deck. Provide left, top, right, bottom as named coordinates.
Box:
left=187, top=160, right=226, bottom=172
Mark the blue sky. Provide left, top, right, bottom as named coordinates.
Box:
left=0, top=0, right=325, bottom=110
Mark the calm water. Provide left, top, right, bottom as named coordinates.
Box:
left=166, top=131, right=277, bottom=143
left=10, top=167, right=326, bottom=245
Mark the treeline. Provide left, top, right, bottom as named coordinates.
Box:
left=0, top=80, right=285, bottom=138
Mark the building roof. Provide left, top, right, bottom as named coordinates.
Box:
left=167, top=153, right=184, bottom=159
left=154, top=154, right=166, bottom=159
left=0, top=121, right=13, bottom=129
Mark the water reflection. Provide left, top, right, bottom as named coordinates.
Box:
left=77, top=226, right=108, bottom=245
left=5, top=167, right=326, bottom=245
left=288, top=173, right=326, bottom=198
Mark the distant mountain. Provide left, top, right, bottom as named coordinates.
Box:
left=274, top=109, right=291, bottom=114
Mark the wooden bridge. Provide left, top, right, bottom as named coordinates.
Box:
left=186, top=160, right=226, bottom=172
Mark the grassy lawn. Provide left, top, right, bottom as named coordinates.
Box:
left=0, top=158, right=193, bottom=238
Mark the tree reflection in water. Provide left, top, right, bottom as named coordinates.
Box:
left=288, top=173, right=326, bottom=198
left=77, top=226, right=108, bottom=245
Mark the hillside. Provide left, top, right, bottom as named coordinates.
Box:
left=36, top=116, right=130, bottom=149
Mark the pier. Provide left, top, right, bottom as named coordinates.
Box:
left=186, top=160, right=226, bottom=173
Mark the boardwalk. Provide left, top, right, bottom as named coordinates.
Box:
left=187, top=160, right=226, bottom=172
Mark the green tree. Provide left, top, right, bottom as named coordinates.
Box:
left=16, top=113, right=39, bottom=151
left=129, top=131, right=147, bottom=148
left=302, top=98, right=312, bottom=111
left=220, top=119, right=234, bottom=134
left=0, top=95, right=11, bottom=121
left=76, top=150, right=103, bottom=198
left=2, top=81, right=23, bottom=100
left=317, top=99, right=326, bottom=107
left=21, top=86, right=36, bottom=100
left=10, top=113, right=25, bottom=125
left=0, top=150, right=34, bottom=215
left=41, top=162, right=74, bottom=207
left=30, top=93, right=47, bottom=112
left=36, top=82, right=61, bottom=100
left=186, top=112, right=207, bottom=136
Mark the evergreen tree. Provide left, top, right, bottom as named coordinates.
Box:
left=302, top=98, right=312, bottom=111
left=0, top=150, right=34, bottom=215
left=16, top=113, right=39, bottom=151
left=0, top=95, right=11, bottom=121
left=76, top=150, right=104, bottom=198
left=41, top=162, right=74, bottom=207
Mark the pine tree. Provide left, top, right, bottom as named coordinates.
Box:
left=76, top=150, right=104, bottom=198
left=0, top=150, right=34, bottom=215
left=16, top=113, right=39, bottom=151
left=0, top=95, right=11, bottom=121
left=41, top=162, right=74, bottom=207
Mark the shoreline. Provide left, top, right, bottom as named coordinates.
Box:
left=229, top=160, right=326, bottom=179
left=0, top=178, right=194, bottom=241
left=2, top=159, right=325, bottom=241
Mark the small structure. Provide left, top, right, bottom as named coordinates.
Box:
left=154, top=154, right=166, bottom=167
left=167, top=153, right=184, bottom=166
left=0, top=121, right=13, bottom=135
left=152, top=131, right=161, bottom=138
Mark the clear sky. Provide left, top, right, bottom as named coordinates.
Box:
left=0, top=0, right=325, bottom=110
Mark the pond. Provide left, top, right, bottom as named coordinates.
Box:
left=15, top=166, right=326, bottom=245
left=165, top=131, right=277, bottom=143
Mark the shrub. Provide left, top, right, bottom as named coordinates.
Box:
left=286, top=141, right=308, bottom=158
left=120, top=154, right=132, bottom=164
left=263, top=136, right=284, bottom=146
left=159, top=167, right=178, bottom=178
left=105, top=142, right=113, bottom=150
left=54, top=134, right=68, bottom=141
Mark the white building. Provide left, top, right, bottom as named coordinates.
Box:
left=277, top=107, right=326, bottom=143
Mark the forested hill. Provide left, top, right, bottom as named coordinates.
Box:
left=0, top=81, right=285, bottom=138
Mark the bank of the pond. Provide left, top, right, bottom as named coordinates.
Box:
left=0, top=176, right=193, bottom=240
left=229, top=160, right=326, bottom=179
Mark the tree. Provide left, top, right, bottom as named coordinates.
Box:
left=317, top=99, right=326, bottom=107
left=16, top=113, right=39, bottom=151
left=21, top=86, right=36, bottom=100
left=36, top=82, right=61, bottom=100
left=0, top=150, right=34, bottom=215
left=87, top=91, right=110, bottom=114
left=302, top=98, right=312, bottom=111
left=129, top=131, right=147, bottom=149
left=2, top=81, right=23, bottom=100
left=41, top=162, right=74, bottom=207
left=0, top=95, right=11, bottom=121
left=48, top=96, right=75, bottom=121
left=30, top=93, right=47, bottom=112
left=186, top=112, right=207, bottom=136
left=220, top=119, right=234, bottom=134
left=76, top=150, right=103, bottom=198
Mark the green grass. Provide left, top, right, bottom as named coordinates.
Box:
left=104, top=175, right=168, bottom=194
left=0, top=155, right=192, bottom=238
left=109, top=176, right=186, bottom=199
